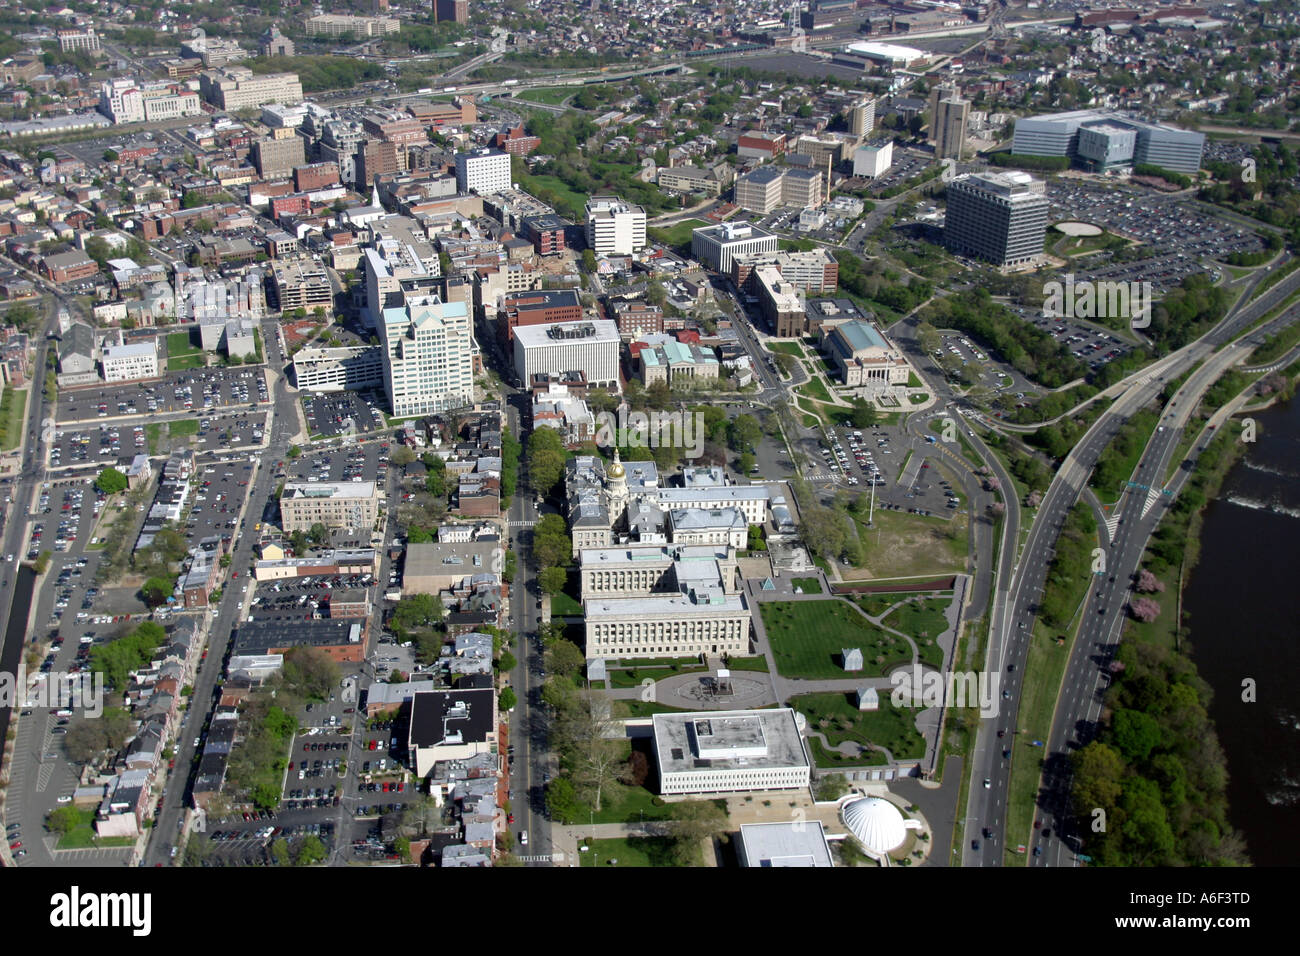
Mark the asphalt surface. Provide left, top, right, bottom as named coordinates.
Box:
left=965, top=261, right=1300, bottom=867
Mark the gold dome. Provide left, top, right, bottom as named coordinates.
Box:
left=608, top=449, right=625, bottom=479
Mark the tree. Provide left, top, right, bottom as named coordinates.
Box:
left=1136, top=569, right=1165, bottom=594
left=532, top=514, right=573, bottom=569
left=727, top=414, right=762, bottom=453
left=539, top=565, right=568, bottom=596
left=270, top=837, right=291, bottom=866
left=391, top=445, right=416, bottom=466
left=815, top=773, right=850, bottom=802
left=546, top=777, right=584, bottom=824
left=296, top=835, right=328, bottom=865
left=281, top=646, right=340, bottom=702
left=1111, top=708, right=1162, bottom=762
left=1129, top=597, right=1161, bottom=622
left=141, top=576, right=173, bottom=607
left=527, top=427, right=566, bottom=496
left=96, top=467, right=128, bottom=495
left=544, top=640, right=586, bottom=680
left=669, top=800, right=729, bottom=865
left=849, top=398, right=878, bottom=429
left=620, top=750, right=650, bottom=787
left=47, top=806, right=82, bottom=835
left=499, top=686, right=517, bottom=711
left=308, top=523, right=329, bottom=545
left=557, top=691, right=624, bottom=813
left=63, top=721, right=108, bottom=765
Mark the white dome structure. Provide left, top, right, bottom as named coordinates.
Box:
left=842, top=796, right=907, bottom=857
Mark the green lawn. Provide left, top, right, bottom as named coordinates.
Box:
left=578, top=835, right=683, bottom=867
left=907, top=372, right=923, bottom=388
left=518, top=86, right=575, bottom=105
left=883, top=597, right=951, bottom=670
left=789, top=691, right=926, bottom=762
left=718, top=655, right=770, bottom=673
left=0, top=385, right=28, bottom=451
left=909, top=393, right=929, bottom=404
left=767, top=341, right=805, bottom=358
left=166, top=331, right=205, bottom=371
left=145, top=422, right=163, bottom=455
left=790, top=576, right=822, bottom=594
left=550, top=589, right=583, bottom=617
left=612, top=699, right=694, bottom=718
left=52, top=806, right=136, bottom=849
left=760, top=600, right=913, bottom=679
left=647, top=218, right=709, bottom=250
left=608, top=659, right=708, bottom=688
left=799, top=376, right=834, bottom=403
left=169, top=419, right=199, bottom=438
left=168, top=352, right=206, bottom=371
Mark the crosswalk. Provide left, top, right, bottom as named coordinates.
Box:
left=516, top=853, right=553, bottom=863
left=1103, top=513, right=1121, bottom=539
left=1140, top=486, right=1162, bottom=518
left=507, top=520, right=536, bottom=529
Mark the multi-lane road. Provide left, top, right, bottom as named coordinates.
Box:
left=966, top=263, right=1300, bottom=866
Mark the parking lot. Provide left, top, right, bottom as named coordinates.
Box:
left=302, top=391, right=386, bottom=438
left=249, top=571, right=378, bottom=623
left=58, top=368, right=269, bottom=423
left=185, top=457, right=258, bottom=555
left=284, top=440, right=391, bottom=487
left=1046, top=181, right=1264, bottom=289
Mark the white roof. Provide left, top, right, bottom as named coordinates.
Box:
left=842, top=796, right=907, bottom=855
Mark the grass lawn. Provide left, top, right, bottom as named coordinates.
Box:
left=53, top=806, right=136, bottom=849
left=168, top=352, right=206, bottom=370
left=789, top=691, right=926, bottom=762
left=145, top=422, right=163, bottom=455
left=907, top=372, right=923, bottom=388
left=790, top=576, right=822, bottom=594
left=550, top=589, right=583, bottom=617
left=719, top=654, right=770, bottom=673
left=767, top=340, right=804, bottom=358
left=647, top=218, right=709, bottom=250
left=909, top=393, right=929, bottom=404
left=0, top=385, right=28, bottom=451
left=169, top=419, right=199, bottom=438
left=578, top=835, right=683, bottom=867
left=518, top=86, right=574, bottom=105
left=1004, top=617, right=1074, bottom=865
left=612, top=699, right=694, bottom=718
left=608, top=660, right=708, bottom=688
left=845, top=509, right=967, bottom=579
left=799, top=376, right=833, bottom=403
left=167, top=331, right=199, bottom=356
left=883, top=597, right=951, bottom=670
left=760, top=599, right=912, bottom=679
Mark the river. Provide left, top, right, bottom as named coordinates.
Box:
left=1183, top=395, right=1300, bottom=866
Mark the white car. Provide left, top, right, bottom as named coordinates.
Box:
left=518, top=830, right=528, bottom=846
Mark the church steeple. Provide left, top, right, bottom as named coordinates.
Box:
left=371, top=183, right=382, bottom=209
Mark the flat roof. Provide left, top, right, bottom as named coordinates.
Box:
left=585, top=591, right=746, bottom=617
left=652, top=708, right=808, bottom=775
left=738, top=821, right=834, bottom=868
left=283, top=480, right=378, bottom=499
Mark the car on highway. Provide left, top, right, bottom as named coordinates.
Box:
left=983, top=778, right=991, bottom=789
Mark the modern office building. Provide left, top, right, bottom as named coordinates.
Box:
left=691, top=222, right=779, bottom=274
left=362, top=219, right=443, bottom=328
left=853, top=140, right=893, bottom=178
left=199, top=66, right=303, bottom=111
left=279, top=481, right=381, bottom=533
left=944, top=171, right=1049, bottom=267
left=934, top=95, right=970, bottom=160
left=1010, top=109, right=1206, bottom=174
left=513, top=320, right=619, bottom=390
left=304, top=14, right=400, bottom=36
left=57, top=28, right=100, bottom=52
left=99, top=80, right=201, bottom=125
left=732, top=248, right=839, bottom=293
left=737, top=821, right=835, bottom=867
left=454, top=147, right=511, bottom=195
left=500, top=288, right=583, bottom=342
left=584, top=196, right=647, bottom=255
left=378, top=290, right=475, bottom=417
left=734, top=166, right=786, bottom=214
left=782, top=167, right=826, bottom=208
left=409, top=688, right=497, bottom=778
left=651, top=710, right=811, bottom=795
left=754, top=265, right=808, bottom=337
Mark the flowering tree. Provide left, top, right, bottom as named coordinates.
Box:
left=1129, top=597, right=1161, bottom=622
left=1136, top=569, right=1165, bottom=594
left=1026, top=490, right=1043, bottom=508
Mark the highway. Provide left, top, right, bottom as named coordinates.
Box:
left=964, top=261, right=1300, bottom=866
left=1029, top=295, right=1300, bottom=867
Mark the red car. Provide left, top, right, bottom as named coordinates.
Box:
left=382, top=782, right=390, bottom=793
left=368, top=740, right=377, bottom=751
left=506, top=813, right=515, bottom=824
left=9, top=841, right=21, bottom=850
left=396, top=783, right=403, bottom=793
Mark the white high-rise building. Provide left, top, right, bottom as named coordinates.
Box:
left=455, top=147, right=511, bottom=195
left=513, top=319, right=620, bottom=390
left=99, top=80, right=144, bottom=124
left=853, top=140, right=893, bottom=178
left=584, top=196, right=647, bottom=256
left=378, top=291, right=475, bottom=417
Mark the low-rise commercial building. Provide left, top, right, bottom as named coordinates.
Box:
left=651, top=709, right=811, bottom=795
